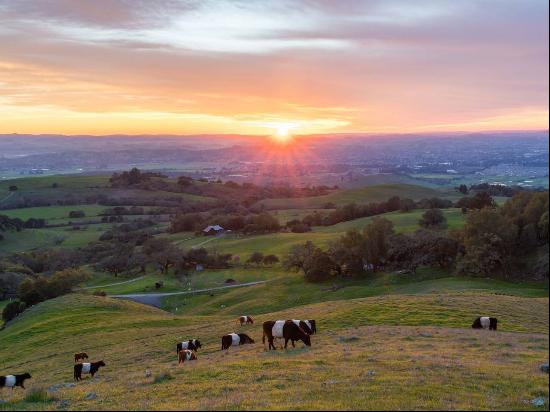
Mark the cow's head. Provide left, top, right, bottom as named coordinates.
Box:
left=21, top=373, right=32, bottom=381
left=97, top=361, right=106, bottom=368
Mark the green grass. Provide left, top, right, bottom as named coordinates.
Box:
left=256, top=184, right=457, bottom=210
left=0, top=225, right=111, bottom=255
left=0, top=175, right=215, bottom=210
left=0, top=293, right=547, bottom=410
left=160, top=268, right=549, bottom=316
left=163, top=209, right=466, bottom=261
left=0, top=205, right=105, bottom=221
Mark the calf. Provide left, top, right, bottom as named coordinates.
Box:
left=74, top=352, right=88, bottom=362
left=0, top=373, right=31, bottom=390
left=472, top=316, right=498, bottom=331
left=176, top=339, right=202, bottom=354
left=263, top=320, right=311, bottom=350
left=238, top=315, right=254, bottom=326
left=221, top=333, right=255, bottom=350
left=178, top=349, right=197, bottom=364
left=74, top=361, right=106, bottom=381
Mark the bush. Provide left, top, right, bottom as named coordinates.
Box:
left=2, top=300, right=27, bottom=323
left=24, top=387, right=53, bottom=403
left=419, top=208, right=447, bottom=229
left=69, top=210, right=85, bottom=218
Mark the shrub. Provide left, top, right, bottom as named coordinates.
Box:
left=24, top=387, right=54, bottom=403
left=2, top=300, right=26, bottom=323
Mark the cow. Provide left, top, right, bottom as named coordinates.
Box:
left=472, top=316, right=498, bottom=331
left=74, top=352, right=88, bottom=362
left=0, top=373, right=31, bottom=390
left=263, top=320, right=311, bottom=350
left=178, top=349, right=197, bottom=364
left=176, top=339, right=202, bottom=354
left=221, top=333, right=255, bottom=350
left=74, top=361, right=106, bottom=381
left=238, top=315, right=254, bottom=326
left=291, top=319, right=317, bottom=335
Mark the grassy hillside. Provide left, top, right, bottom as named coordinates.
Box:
left=256, top=184, right=456, bottom=210
left=0, top=175, right=215, bottom=210
left=0, top=293, right=547, bottom=410
left=163, top=208, right=466, bottom=261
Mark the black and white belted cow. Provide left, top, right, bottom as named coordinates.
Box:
left=472, top=316, right=498, bottom=331
left=291, top=319, right=317, bottom=335
left=263, top=320, right=311, bottom=350
left=221, top=333, right=255, bottom=350
left=0, top=373, right=31, bottom=390
left=237, top=315, right=254, bottom=326
left=74, top=361, right=106, bottom=381
left=176, top=339, right=202, bottom=354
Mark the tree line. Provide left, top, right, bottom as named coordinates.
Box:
left=283, top=191, right=548, bottom=282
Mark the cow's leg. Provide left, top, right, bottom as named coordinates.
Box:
left=292, top=339, right=296, bottom=348
left=284, top=338, right=289, bottom=349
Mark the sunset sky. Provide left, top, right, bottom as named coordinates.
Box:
left=0, top=0, right=548, bottom=136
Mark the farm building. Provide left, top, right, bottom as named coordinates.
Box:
left=203, top=224, right=224, bottom=235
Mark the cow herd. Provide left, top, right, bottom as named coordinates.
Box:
left=1, top=315, right=497, bottom=391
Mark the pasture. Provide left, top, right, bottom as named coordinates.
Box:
left=162, top=208, right=467, bottom=261
left=0, top=293, right=547, bottom=410
left=255, top=184, right=457, bottom=210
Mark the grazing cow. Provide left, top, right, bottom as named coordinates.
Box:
left=263, top=320, right=311, bottom=350
left=74, top=352, right=88, bottom=362
left=291, top=319, right=317, bottom=335
left=238, top=315, right=254, bottom=326
left=155, top=281, right=163, bottom=290
left=0, top=373, right=31, bottom=390
left=74, top=361, right=106, bottom=381
left=472, top=316, right=498, bottom=331
left=221, top=333, right=255, bottom=350
left=178, top=349, right=197, bottom=364
left=176, top=339, right=202, bottom=354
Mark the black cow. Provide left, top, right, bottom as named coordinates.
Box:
left=0, top=373, right=31, bottom=389
left=74, top=361, right=106, bottom=381
left=263, top=320, right=311, bottom=350
left=176, top=339, right=202, bottom=354
left=472, top=316, right=498, bottom=330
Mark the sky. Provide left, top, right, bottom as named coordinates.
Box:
left=0, top=0, right=548, bottom=136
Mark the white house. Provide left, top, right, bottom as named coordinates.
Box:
left=203, top=225, right=224, bottom=235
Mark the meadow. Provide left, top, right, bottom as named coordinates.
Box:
left=0, top=293, right=547, bottom=410
left=255, top=184, right=458, bottom=209
left=1, top=176, right=548, bottom=410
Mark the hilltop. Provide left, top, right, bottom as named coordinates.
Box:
left=0, top=293, right=548, bottom=410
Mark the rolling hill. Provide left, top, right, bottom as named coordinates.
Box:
left=0, top=293, right=547, bottom=410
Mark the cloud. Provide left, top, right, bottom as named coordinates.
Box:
left=0, top=0, right=547, bottom=134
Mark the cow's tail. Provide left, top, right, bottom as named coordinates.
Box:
left=262, top=330, right=266, bottom=345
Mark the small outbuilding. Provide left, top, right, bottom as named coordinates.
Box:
left=203, top=225, right=224, bottom=235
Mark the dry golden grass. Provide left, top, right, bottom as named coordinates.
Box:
left=0, top=294, right=548, bottom=410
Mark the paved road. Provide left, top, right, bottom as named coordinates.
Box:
left=111, top=280, right=268, bottom=308
left=82, top=275, right=147, bottom=290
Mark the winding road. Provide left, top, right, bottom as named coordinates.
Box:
left=110, top=280, right=268, bottom=308
left=82, top=275, right=147, bottom=290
